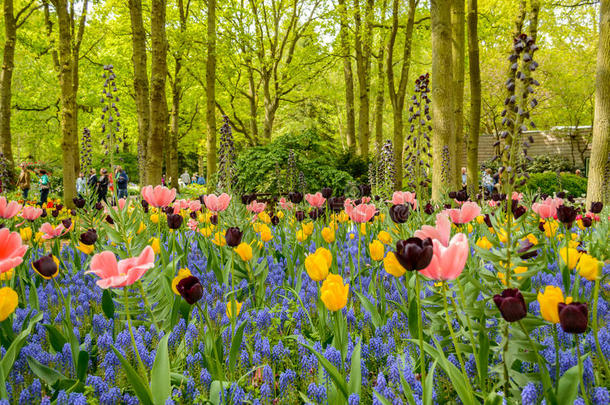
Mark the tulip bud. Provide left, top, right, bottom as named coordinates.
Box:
left=106, top=215, right=114, bottom=225
left=424, top=203, right=434, bottom=215
left=321, top=187, right=332, bottom=198
left=73, top=197, right=86, bottom=208
left=389, top=204, right=409, bottom=224
left=166, top=213, right=183, bottom=229
left=79, top=229, right=98, bottom=245
left=225, top=227, right=243, bottom=247
left=394, top=237, right=433, bottom=271
left=589, top=202, right=603, bottom=214
left=61, top=218, right=72, bottom=229
left=556, top=205, right=577, bottom=226
left=210, top=214, right=218, bottom=225
left=517, top=239, right=537, bottom=260
left=295, top=211, right=305, bottom=222
left=95, top=202, right=104, bottom=211
left=288, top=191, right=303, bottom=204
left=493, top=288, right=527, bottom=322
left=176, top=276, right=203, bottom=305
left=32, top=254, right=60, bottom=279
left=558, top=302, right=588, bottom=334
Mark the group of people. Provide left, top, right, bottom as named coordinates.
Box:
left=16, top=163, right=50, bottom=206
left=77, top=166, right=129, bottom=203
left=459, top=166, right=503, bottom=197
left=179, top=170, right=205, bottom=187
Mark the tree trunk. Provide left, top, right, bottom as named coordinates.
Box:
left=452, top=0, right=465, bottom=188
left=466, top=0, right=481, bottom=197
left=387, top=0, right=416, bottom=190
left=373, top=0, right=388, bottom=150
left=206, top=0, right=217, bottom=179
left=338, top=0, right=356, bottom=151
left=70, top=0, right=88, bottom=178
left=146, top=0, right=168, bottom=186
left=0, top=0, right=16, bottom=170
left=262, top=72, right=278, bottom=141
left=247, top=64, right=258, bottom=142
left=128, top=0, right=151, bottom=185
left=586, top=0, right=610, bottom=205
left=430, top=0, right=454, bottom=201
left=169, top=66, right=180, bottom=192
left=354, top=0, right=374, bottom=158
left=52, top=0, right=77, bottom=208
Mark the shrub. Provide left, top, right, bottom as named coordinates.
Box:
left=524, top=172, right=587, bottom=197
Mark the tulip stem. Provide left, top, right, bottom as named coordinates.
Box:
left=575, top=334, right=590, bottom=405
left=196, top=302, right=225, bottom=381
left=442, top=283, right=467, bottom=378
left=415, top=274, right=426, bottom=400
left=552, top=324, right=560, bottom=392
left=137, top=281, right=160, bottom=331
left=591, top=276, right=610, bottom=381
left=502, top=322, right=510, bottom=398
left=124, top=287, right=148, bottom=380
left=455, top=279, right=482, bottom=388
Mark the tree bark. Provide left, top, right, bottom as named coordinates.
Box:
left=586, top=0, right=610, bottom=205
left=51, top=0, right=78, bottom=207
left=387, top=0, right=416, bottom=190
left=206, top=0, right=217, bottom=179
left=338, top=0, right=356, bottom=151
left=146, top=0, right=168, bottom=186
left=466, top=0, right=480, bottom=196
left=128, top=0, right=150, bottom=185
left=354, top=0, right=374, bottom=158
left=373, top=0, right=388, bottom=150
left=452, top=0, right=465, bottom=188
left=0, top=0, right=17, bottom=169
left=430, top=0, right=454, bottom=201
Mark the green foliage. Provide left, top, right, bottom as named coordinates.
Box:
left=525, top=172, right=587, bottom=197
left=481, top=155, right=580, bottom=174
left=235, top=130, right=356, bottom=194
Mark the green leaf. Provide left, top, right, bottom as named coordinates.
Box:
left=76, top=350, right=89, bottom=382
left=229, top=321, right=248, bottom=376
left=150, top=334, right=171, bottom=405
left=423, top=361, right=438, bottom=405
left=102, top=289, right=115, bottom=319
left=373, top=391, right=394, bottom=405
left=348, top=339, right=361, bottom=397
left=556, top=365, right=580, bottom=405
left=295, top=340, right=348, bottom=401
left=209, top=380, right=230, bottom=405
left=27, top=356, right=67, bottom=386
left=354, top=291, right=382, bottom=330
left=408, top=295, right=419, bottom=339
left=111, top=346, right=153, bottom=405
left=483, top=392, right=504, bottom=405
left=43, top=324, right=68, bottom=353
left=1, top=312, right=42, bottom=378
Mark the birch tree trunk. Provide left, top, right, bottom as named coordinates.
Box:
left=338, top=0, right=356, bottom=151
left=206, top=0, right=217, bottom=179
left=466, top=0, right=480, bottom=196
left=146, top=0, right=168, bottom=185
left=586, top=0, right=610, bottom=205
left=452, top=0, right=465, bottom=188
left=128, top=0, right=150, bottom=185
left=430, top=0, right=454, bottom=201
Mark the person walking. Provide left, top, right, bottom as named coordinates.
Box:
left=38, top=169, right=50, bottom=206
left=461, top=167, right=467, bottom=189
left=17, top=163, right=31, bottom=200
left=482, top=168, right=494, bottom=197
left=115, top=166, right=129, bottom=199
left=98, top=168, right=109, bottom=203
left=180, top=170, right=191, bottom=186
left=87, top=169, right=98, bottom=191
left=76, top=172, right=87, bottom=197
left=197, top=174, right=205, bottom=185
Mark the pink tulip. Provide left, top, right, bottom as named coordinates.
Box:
left=141, top=185, right=176, bottom=208
left=187, top=218, right=199, bottom=231
left=188, top=200, right=202, bottom=212
left=361, top=196, right=371, bottom=204
left=203, top=193, right=231, bottom=212
left=348, top=203, right=376, bottom=223
left=279, top=197, right=293, bottom=210
left=419, top=233, right=469, bottom=281
left=116, top=198, right=129, bottom=211
left=511, top=192, right=523, bottom=202
left=0, top=228, right=28, bottom=274
left=390, top=191, right=418, bottom=210
left=532, top=197, right=562, bottom=219
left=488, top=200, right=500, bottom=208
left=305, top=192, right=326, bottom=208
left=0, top=197, right=22, bottom=219
left=415, top=213, right=451, bottom=247
left=21, top=206, right=43, bottom=221
left=86, top=246, right=155, bottom=289
left=445, top=202, right=481, bottom=224
left=246, top=200, right=267, bottom=214
left=39, top=223, right=68, bottom=240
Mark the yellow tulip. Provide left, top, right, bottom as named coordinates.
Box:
left=235, top=243, right=253, bottom=261
left=383, top=252, right=405, bottom=278
left=476, top=215, right=485, bottom=224
left=321, top=227, right=335, bottom=243
left=349, top=233, right=355, bottom=240
left=577, top=253, right=600, bottom=281
left=276, top=211, right=284, bottom=219
left=0, top=269, right=13, bottom=281
left=377, top=231, right=392, bottom=245
left=172, top=268, right=192, bottom=295
left=296, top=230, right=307, bottom=242
left=317, top=248, right=333, bottom=267
left=76, top=241, right=95, bottom=255
left=19, top=227, right=32, bottom=242
left=213, top=232, right=227, bottom=246
left=320, top=274, right=349, bottom=311
left=524, top=233, right=538, bottom=246
left=467, top=224, right=473, bottom=233
left=305, top=251, right=330, bottom=282
left=476, top=236, right=493, bottom=250
left=302, top=222, right=314, bottom=236
left=200, top=226, right=213, bottom=237
left=537, top=286, right=572, bottom=324
left=226, top=300, right=243, bottom=320
left=543, top=221, right=558, bottom=237
left=497, top=228, right=508, bottom=244
left=197, top=212, right=206, bottom=223
left=260, top=225, right=274, bottom=242
left=337, top=211, right=349, bottom=223
left=498, top=266, right=527, bottom=286
left=150, top=214, right=159, bottom=224
left=137, top=222, right=146, bottom=234
left=258, top=212, right=271, bottom=224
left=150, top=237, right=161, bottom=254
left=0, top=287, right=18, bottom=322
left=559, top=247, right=581, bottom=270
left=360, top=223, right=367, bottom=235
left=252, top=222, right=262, bottom=233
left=369, top=240, right=384, bottom=262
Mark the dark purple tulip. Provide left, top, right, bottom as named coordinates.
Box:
left=79, top=229, right=98, bottom=245
left=73, top=198, right=86, bottom=209
left=210, top=214, right=218, bottom=226
left=295, top=211, right=305, bottom=222
left=61, top=218, right=72, bottom=229
left=106, top=215, right=114, bottom=225
left=271, top=215, right=280, bottom=226
left=225, top=227, right=243, bottom=247
left=538, top=221, right=546, bottom=232
left=241, top=193, right=256, bottom=205
left=141, top=199, right=149, bottom=213
left=328, top=196, right=345, bottom=213
left=518, top=239, right=537, bottom=260
left=56, top=204, right=64, bottom=211
left=32, top=254, right=59, bottom=279
left=512, top=205, right=526, bottom=219
left=590, top=202, right=603, bottom=214
left=557, top=191, right=566, bottom=199
left=389, top=204, right=409, bottom=224
left=176, top=276, right=203, bottom=305
left=95, top=202, right=104, bottom=211
left=321, top=187, right=332, bottom=199
left=52, top=209, right=60, bottom=218
left=557, top=205, right=577, bottom=226
left=189, top=211, right=198, bottom=220
left=40, top=209, right=47, bottom=218
left=163, top=206, right=174, bottom=215
left=288, top=191, right=303, bottom=204
left=166, top=214, right=183, bottom=229
left=448, top=191, right=457, bottom=199
left=484, top=214, right=493, bottom=228
left=395, top=238, right=433, bottom=271
left=581, top=216, right=592, bottom=228
left=358, top=184, right=371, bottom=197
left=424, top=203, right=434, bottom=215
left=455, top=190, right=469, bottom=202
left=558, top=302, right=588, bottom=334
left=493, top=288, right=527, bottom=322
